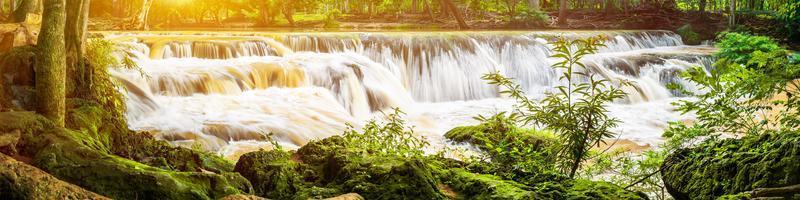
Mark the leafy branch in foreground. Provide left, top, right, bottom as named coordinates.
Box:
left=342, top=107, right=428, bottom=158
left=482, top=36, right=628, bottom=179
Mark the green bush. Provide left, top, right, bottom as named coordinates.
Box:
left=482, top=36, right=628, bottom=178
left=676, top=24, right=701, bottom=45
left=342, top=108, right=428, bottom=158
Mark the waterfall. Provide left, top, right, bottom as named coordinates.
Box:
left=108, top=30, right=714, bottom=159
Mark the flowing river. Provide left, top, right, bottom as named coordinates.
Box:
left=104, top=30, right=715, bottom=160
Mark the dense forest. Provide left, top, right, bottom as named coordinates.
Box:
left=0, top=0, right=798, bottom=199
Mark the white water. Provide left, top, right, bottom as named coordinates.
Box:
left=108, top=31, right=713, bottom=160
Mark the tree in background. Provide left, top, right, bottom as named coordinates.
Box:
left=66, top=0, right=91, bottom=97
left=12, top=0, right=34, bottom=22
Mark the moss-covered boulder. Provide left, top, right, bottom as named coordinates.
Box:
left=235, top=138, right=447, bottom=200
left=235, top=149, right=312, bottom=199
left=0, top=103, right=253, bottom=199
left=444, top=123, right=647, bottom=200
left=0, top=153, right=107, bottom=200
left=661, top=131, right=800, bottom=199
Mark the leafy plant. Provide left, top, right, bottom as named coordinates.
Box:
left=666, top=32, right=800, bottom=144
left=482, top=36, right=628, bottom=178
left=85, top=38, right=141, bottom=118
left=342, top=107, right=428, bottom=158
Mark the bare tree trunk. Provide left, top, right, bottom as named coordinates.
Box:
left=621, top=0, right=628, bottom=14
left=131, top=0, right=152, bottom=30
left=412, top=0, right=419, bottom=13
left=282, top=6, right=295, bottom=26
left=729, top=0, right=735, bottom=27
left=423, top=0, right=434, bottom=19
left=65, top=0, right=89, bottom=97
left=0, top=0, right=5, bottom=19
left=13, top=0, right=34, bottom=22
left=442, top=0, right=469, bottom=29
left=699, top=0, right=706, bottom=19
left=36, top=0, right=66, bottom=127
left=558, top=0, right=567, bottom=26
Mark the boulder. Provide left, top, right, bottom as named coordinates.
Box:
left=0, top=153, right=107, bottom=199
left=661, top=132, right=800, bottom=199
left=0, top=106, right=253, bottom=199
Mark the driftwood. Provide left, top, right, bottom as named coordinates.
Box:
left=751, top=184, right=800, bottom=198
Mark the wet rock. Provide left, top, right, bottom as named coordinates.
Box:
left=0, top=46, right=37, bottom=110
left=219, top=194, right=269, bottom=200
left=321, top=193, right=363, bottom=200
left=0, top=153, right=107, bottom=200
left=661, top=132, right=800, bottom=200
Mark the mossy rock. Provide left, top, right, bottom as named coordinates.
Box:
left=661, top=131, right=800, bottom=200
left=0, top=153, right=108, bottom=200
left=0, top=103, right=253, bottom=199
left=235, top=149, right=315, bottom=199
left=235, top=136, right=449, bottom=200
left=442, top=168, right=538, bottom=199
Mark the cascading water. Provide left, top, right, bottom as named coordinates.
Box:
left=107, top=30, right=713, bottom=160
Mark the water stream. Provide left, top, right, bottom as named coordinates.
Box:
left=106, top=30, right=714, bottom=160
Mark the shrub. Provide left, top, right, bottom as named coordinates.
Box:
left=482, top=36, right=628, bottom=178
left=342, top=107, right=428, bottom=158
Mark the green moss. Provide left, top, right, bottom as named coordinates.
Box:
left=443, top=168, right=537, bottom=200
left=235, top=150, right=309, bottom=199
left=661, top=131, right=800, bottom=199
left=0, top=102, right=252, bottom=199
left=567, top=179, right=647, bottom=200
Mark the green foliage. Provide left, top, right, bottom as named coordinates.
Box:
left=714, top=32, right=783, bottom=64
left=85, top=39, right=141, bottom=119
left=654, top=32, right=800, bottom=199
left=323, top=9, right=342, bottom=28
left=676, top=24, right=701, bottom=45
left=778, top=2, right=800, bottom=40
left=342, top=107, right=428, bottom=158
left=666, top=32, right=800, bottom=144
left=482, top=36, right=628, bottom=178
left=581, top=149, right=670, bottom=200
left=445, top=113, right=563, bottom=185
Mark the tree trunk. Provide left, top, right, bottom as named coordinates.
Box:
left=36, top=0, right=67, bottom=127
left=729, top=0, right=735, bottom=27
left=412, top=0, right=418, bottom=13
left=368, top=0, right=374, bottom=19
left=558, top=0, right=567, bottom=26
left=13, top=0, right=34, bottom=22
left=34, top=0, right=41, bottom=14
left=282, top=6, right=295, bottom=26
left=442, top=0, right=469, bottom=29
left=699, top=0, right=706, bottom=19
left=423, top=0, right=434, bottom=19
left=65, top=0, right=90, bottom=97
left=131, top=0, right=152, bottom=30
left=621, top=0, right=628, bottom=14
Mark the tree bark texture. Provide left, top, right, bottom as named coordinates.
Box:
left=65, top=0, right=90, bottom=97
left=36, top=0, right=66, bottom=127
